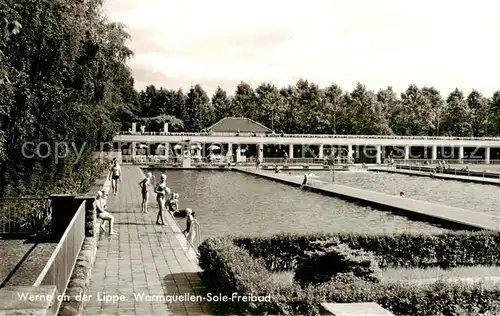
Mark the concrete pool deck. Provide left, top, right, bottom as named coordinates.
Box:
left=371, top=167, right=500, bottom=185
left=234, top=167, right=500, bottom=231
left=82, top=166, right=207, bottom=316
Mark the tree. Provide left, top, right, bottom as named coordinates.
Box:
left=211, top=86, right=232, bottom=123
left=233, top=82, right=257, bottom=118
left=422, top=87, right=444, bottom=136
left=279, top=85, right=299, bottom=133
left=255, top=83, right=284, bottom=132
left=0, top=0, right=134, bottom=195
left=490, top=91, right=500, bottom=135
left=376, top=87, right=398, bottom=135
left=323, top=83, right=344, bottom=134
left=394, top=85, right=435, bottom=135
left=467, top=90, right=490, bottom=137
left=441, top=89, right=472, bottom=137
left=292, top=79, right=325, bottom=134
left=183, top=84, right=209, bottom=131
left=344, top=83, right=390, bottom=135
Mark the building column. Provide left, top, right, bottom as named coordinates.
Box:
left=131, top=122, right=137, bottom=133
left=164, top=143, right=170, bottom=159
left=485, top=147, right=491, bottom=164
left=319, top=144, right=324, bottom=159
left=376, top=145, right=382, bottom=164
left=163, top=123, right=168, bottom=133
left=227, top=143, right=233, bottom=161
left=458, top=145, right=464, bottom=163
left=236, top=145, right=242, bottom=162
left=258, top=143, right=264, bottom=161
left=404, top=145, right=410, bottom=161
left=131, top=142, right=136, bottom=158
left=288, top=144, right=294, bottom=159
left=431, top=145, right=437, bottom=161
left=347, top=145, right=353, bottom=163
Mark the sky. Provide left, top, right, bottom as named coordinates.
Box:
left=104, top=0, right=500, bottom=97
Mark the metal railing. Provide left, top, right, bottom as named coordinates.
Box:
left=121, top=155, right=357, bottom=167
left=33, top=201, right=85, bottom=313
left=0, top=197, right=52, bottom=234
left=392, top=159, right=500, bottom=165
left=117, top=131, right=500, bottom=141
left=394, top=164, right=500, bottom=179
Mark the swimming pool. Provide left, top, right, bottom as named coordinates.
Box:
left=283, top=170, right=500, bottom=216
left=150, top=170, right=451, bottom=241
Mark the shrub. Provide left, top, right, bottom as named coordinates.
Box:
left=200, top=234, right=500, bottom=315
left=198, top=237, right=296, bottom=315
left=294, top=240, right=381, bottom=287
left=234, top=231, right=500, bottom=270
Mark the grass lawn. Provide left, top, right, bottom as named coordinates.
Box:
left=0, top=239, right=57, bottom=287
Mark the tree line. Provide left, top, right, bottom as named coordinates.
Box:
left=0, top=0, right=135, bottom=196
left=129, top=82, right=500, bottom=138
left=1, top=0, right=499, bottom=197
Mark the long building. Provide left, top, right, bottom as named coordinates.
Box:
left=111, top=117, right=500, bottom=164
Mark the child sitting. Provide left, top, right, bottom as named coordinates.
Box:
left=169, top=193, right=179, bottom=213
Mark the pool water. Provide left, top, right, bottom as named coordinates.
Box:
left=151, top=170, right=450, bottom=241
left=284, top=170, right=500, bottom=216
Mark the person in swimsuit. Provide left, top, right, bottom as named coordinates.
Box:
left=155, top=174, right=171, bottom=225
left=95, top=191, right=117, bottom=235
left=300, top=173, right=308, bottom=189
left=168, top=193, right=179, bottom=213
left=183, top=208, right=198, bottom=245
left=109, top=160, right=121, bottom=195
left=139, top=172, right=154, bottom=213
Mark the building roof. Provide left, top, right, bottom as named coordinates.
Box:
left=207, top=117, right=272, bottom=133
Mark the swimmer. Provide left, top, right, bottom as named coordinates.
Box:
left=300, top=173, right=308, bottom=189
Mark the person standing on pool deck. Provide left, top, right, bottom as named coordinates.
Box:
left=155, top=174, right=171, bottom=225
left=109, top=160, right=121, bottom=195
left=139, top=172, right=154, bottom=213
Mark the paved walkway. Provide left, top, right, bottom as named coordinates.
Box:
left=235, top=167, right=500, bottom=231
left=82, top=167, right=207, bottom=316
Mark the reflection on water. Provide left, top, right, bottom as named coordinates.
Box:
left=151, top=170, right=449, bottom=241
left=285, top=170, right=500, bottom=215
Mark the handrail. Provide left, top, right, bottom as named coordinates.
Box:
left=117, top=131, right=500, bottom=141
left=33, top=201, right=85, bottom=287
left=0, top=196, right=50, bottom=200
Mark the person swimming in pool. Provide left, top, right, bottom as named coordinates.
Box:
left=300, top=173, right=308, bottom=189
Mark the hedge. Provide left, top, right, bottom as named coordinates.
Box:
left=199, top=236, right=500, bottom=315
left=294, top=240, right=381, bottom=287
left=233, top=231, right=500, bottom=270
